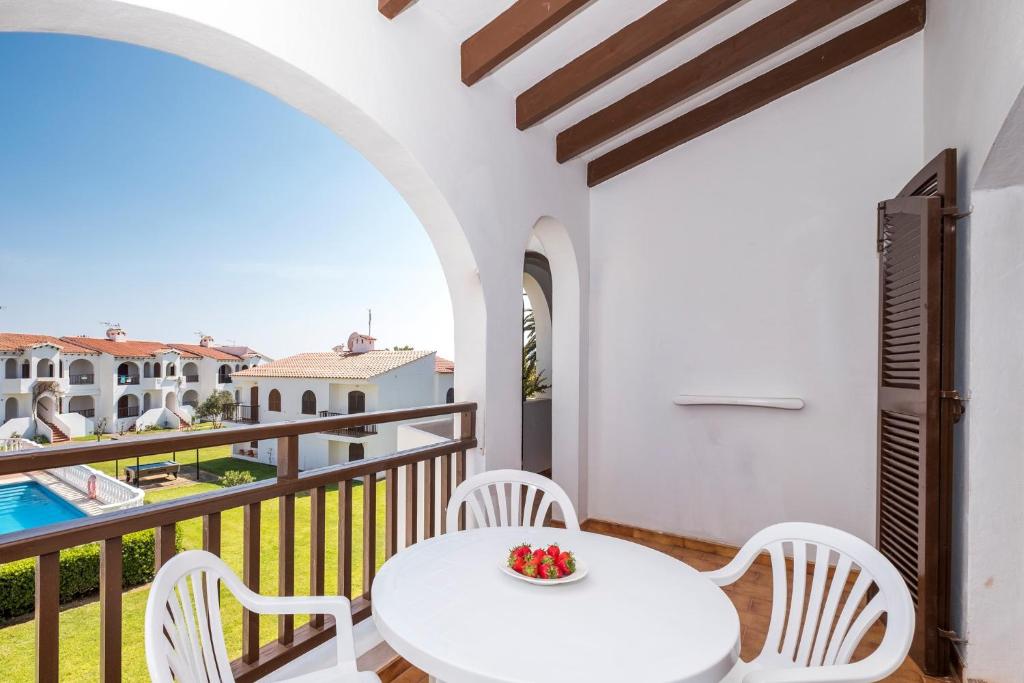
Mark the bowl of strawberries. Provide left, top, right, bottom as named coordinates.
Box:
left=502, top=543, right=587, bottom=585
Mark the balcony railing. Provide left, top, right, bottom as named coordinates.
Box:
left=318, top=410, right=379, bottom=437
left=223, top=403, right=259, bottom=424
left=72, top=408, right=96, bottom=418
left=184, top=374, right=200, bottom=383
left=218, top=375, right=233, bottom=384
left=117, top=406, right=140, bottom=419
left=69, top=374, right=95, bottom=385
left=117, top=375, right=140, bottom=386
left=0, top=402, right=476, bottom=683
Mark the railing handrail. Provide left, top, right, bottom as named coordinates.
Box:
left=0, top=419, right=475, bottom=563
left=0, top=402, right=473, bottom=475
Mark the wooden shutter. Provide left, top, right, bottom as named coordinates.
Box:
left=876, top=149, right=960, bottom=676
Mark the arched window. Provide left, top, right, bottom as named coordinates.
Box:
left=446, top=387, right=455, bottom=404
left=235, top=364, right=240, bottom=371
left=166, top=363, right=175, bottom=376
left=301, top=390, right=317, bottom=415
left=4, top=397, right=18, bottom=422
left=58, top=360, right=63, bottom=378
left=154, top=362, right=162, bottom=378
left=21, top=360, right=29, bottom=378
left=143, top=362, right=152, bottom=378
left=4, top=358, right=16, bottom=379
left=268, top=389, right=282, bottom=412
left=347, top=390, right=366, bottom=414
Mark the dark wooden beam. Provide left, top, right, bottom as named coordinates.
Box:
left=587, top=0, right=925, bottom=186
left=559, top=0, right=875, bottom=162
left=462, top=0, right=594, bottom=86
left=379, top=0, right=416, bottom=20
left=517, top=0, right=743, bottom=130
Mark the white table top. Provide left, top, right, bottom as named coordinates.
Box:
left=372, top=528, right=740, bottom=683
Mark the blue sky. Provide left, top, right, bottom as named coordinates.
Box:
left=0, top=33, right=454, bottom=360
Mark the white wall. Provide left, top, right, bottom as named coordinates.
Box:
left=587, top=37, right=923, bottom=547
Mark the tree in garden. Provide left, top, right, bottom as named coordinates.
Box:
left=522, top=309, right=550, bottom=400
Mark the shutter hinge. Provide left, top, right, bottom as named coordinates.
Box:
left=940, top=389, right=966, bottom=423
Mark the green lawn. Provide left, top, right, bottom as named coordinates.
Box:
left=0, top=450, right=386, bottom=681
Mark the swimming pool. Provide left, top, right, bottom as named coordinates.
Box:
left=0, top=481, right=87, bottom=535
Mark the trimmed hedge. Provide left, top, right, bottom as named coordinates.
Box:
left=0, top=527, right=182, bottom=620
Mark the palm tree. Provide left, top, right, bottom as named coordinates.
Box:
left=522, top=308, right=550, bottom=400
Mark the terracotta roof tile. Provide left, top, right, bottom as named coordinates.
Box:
left=0, top=333, right=98, bottom=355
left=66, top=337, right=202, bottom=359
left=167, top=344, right=244, bottom=361
left=234, top=350, right=434, bottom=380
left=434, top=356, right=455, bottom=374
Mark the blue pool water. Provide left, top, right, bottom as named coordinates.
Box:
left=0, top=481, right=87, bottom=535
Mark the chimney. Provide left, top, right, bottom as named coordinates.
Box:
left=346, top=332, right=375, bottom=353
left=106, top=326, right=127, bottom=343
left=200, top=335, right=215, bottom=348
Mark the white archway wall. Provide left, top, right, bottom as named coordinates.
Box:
left=0, top=0, right=590, bottom=477
left=530, top=217, right=587, bottom=517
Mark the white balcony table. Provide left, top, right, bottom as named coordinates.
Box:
left=372, top=527, right=740, bottom=683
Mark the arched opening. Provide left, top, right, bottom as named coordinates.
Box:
left=143, top=362, right=152, bottom=378
left=446, top=387, right=455, bottom=404
left=154, top=362, right=162, bottom=378
left=218, top=364, right=232, bottom=384
left=68, top=358, right=95, bottom=385
left=165, top=392, right=178, bottom=411
left=268, top=389, right=282, bottom=412
left=347, top=390, right=366, bottom=414
left=117, top=394, right=140, bottom=419
left=20, top=360, right=29, bottom=379
left=301, top=390, right=317, bottom=415
left=36, top=395, right=56, bottom=422
left=4, top=397, right=18, bottom=423
left=183, top=362, right=198, bottom=382
left=143, top=393, right=152, bottom=412
left=522, top=251, right=553, bottom=477
left=117, top=362, right=140, bottom=385
left=4, top=358, right=17, bottom=379
left=36, top=358, right=54, bottom=378
left=522, top=217, right=584, bottom=515
left=182, top=390, right=199, bottom=408
left=349, top=443, right=365, bottom=462
left=166, top=363, right=175, bottom=377
left=68, top=395, right=95, bottom=418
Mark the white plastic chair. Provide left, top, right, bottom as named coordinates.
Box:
left=704, top=523, right=915, bottom=683
left=145, top=550, right=379, bottom=683
left=445, top=469, right=580, bottom=532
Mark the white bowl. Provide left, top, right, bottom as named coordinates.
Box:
left=500, top=559, right=588, bottom=585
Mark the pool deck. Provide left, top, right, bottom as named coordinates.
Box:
left=0, top=472, right=105, bottom=516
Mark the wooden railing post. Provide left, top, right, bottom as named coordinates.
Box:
left=385, top=468, right=399, bottom=557
left=338, top=479, right=353, bottom=599
left=35, top=552, right=59, bottom=683
left=404, top=462, right=418, bottom=548
left=362, top=473, right=377, bottom=596
left=277, top=435, right=298, bottom=645
left=203, top=512, right=221, bottom=556
left=310, top=486, right=326, bottom=629
left=424, top=458, right=436, bottom=539
left=100, top=537, right=123, bottom=683
left=242, top=502, right=261, bottom=664
left=155, top=523, right=176, bottom=569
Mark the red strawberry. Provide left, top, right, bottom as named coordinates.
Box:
left=537, top=561, right=560, bottom=580
left=532, top=548, right=547, bottom=563
left=556, top=551, right=576, bottom=575
left=521, top=558, right=541, bottom=578
left=510, top=543, right=532, bottom=560
left=512, top=556, right=527, bottom=574
left=546, top=544, right=561, bottom=558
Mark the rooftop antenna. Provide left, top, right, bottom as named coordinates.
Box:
left=226, top=338, right=237, bottom=346
left=100, top=321, right=120, bottom=328
left=194, top=330, right=205, bottom=340
left=368, top=308, right=372, bottom=337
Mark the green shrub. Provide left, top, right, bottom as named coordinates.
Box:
left=220, top=470, right=255, bottom=487
left=0, top=527, right=182, bottom=621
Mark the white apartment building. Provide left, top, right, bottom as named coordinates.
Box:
left=0, top=327, right=270, bottom=441
left=230, top=332, right=454, bottom=470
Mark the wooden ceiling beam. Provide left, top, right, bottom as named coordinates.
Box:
left=462, top=0, right=594, bottom=86
left=559, top=0, right=876, bottom=162
left=587, top=0, right=925, bottom=187
left=378, top=0, right=416, bottom=20
left=516, top=0, right=743, bottom=130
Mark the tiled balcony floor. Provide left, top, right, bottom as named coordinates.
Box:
left=378, top=527, right=952, bottom=683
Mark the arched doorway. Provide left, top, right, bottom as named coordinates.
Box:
left=4, top=358, right=16, bottom=379
left=347, top=390, right=366, bottom=414
left=182, top=390, right=199, bottom=408
left=36, top=395, right=56, bottom=422
left=143, top=393, right=152, bottom=412
left=4, top=397, right=18, bottom=423
left=165, top=392, right=178, bottom=411
left=522, top=251, right=553, bottom=476
left=117, top=394, right=139, bottom=419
